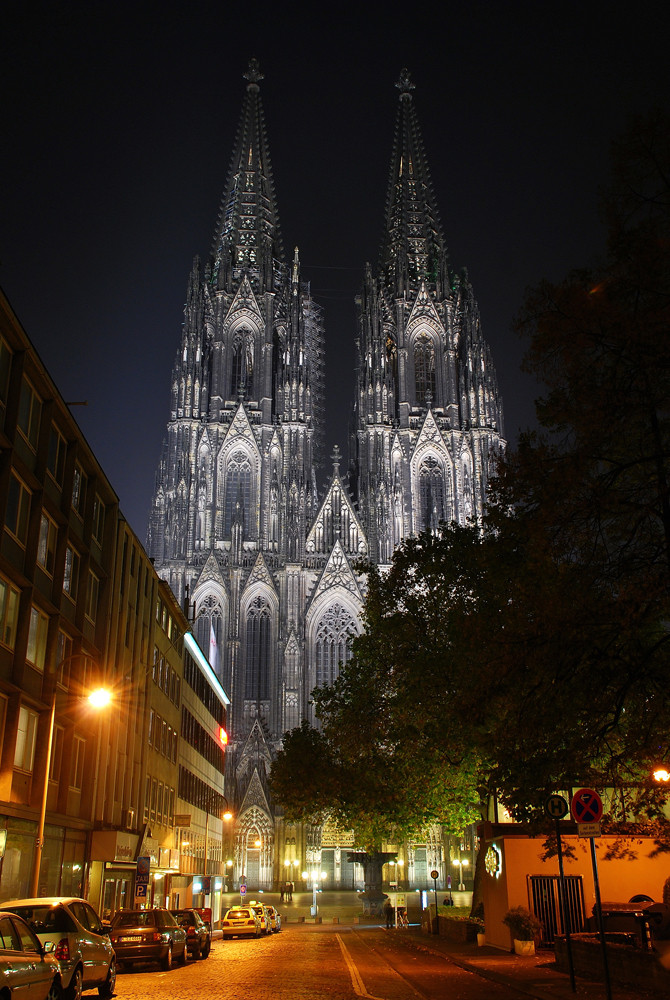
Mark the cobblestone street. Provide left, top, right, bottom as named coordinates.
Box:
left=114, top=924, right=533, bottom=1000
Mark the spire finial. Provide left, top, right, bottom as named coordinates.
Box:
left=396, top=68, right=415, bottom=98
left=331, top=445, right=341, bottom=474
left=244, top=58, right=264, bottom=90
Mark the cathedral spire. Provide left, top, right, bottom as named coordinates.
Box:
left=379, top=69, right=447, bottom=296
left=210, top=59, right=284, bottom=293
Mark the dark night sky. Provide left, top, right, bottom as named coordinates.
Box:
left=2, top=2, right=668, bottom=540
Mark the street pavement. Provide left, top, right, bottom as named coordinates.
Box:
left=111, top=892, right=664, bottom=1000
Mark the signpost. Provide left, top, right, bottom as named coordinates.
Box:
left=570, top=789, right=611, bottom=1000
left=545, top=795, right=575, bottom=994
left=430, top=869, right=440, bottom=936
left=135, top=855, right=150, bottom=906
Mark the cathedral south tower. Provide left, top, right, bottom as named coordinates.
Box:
left=351, top=69, right=505, bottom=564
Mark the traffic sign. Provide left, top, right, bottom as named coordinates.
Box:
left=571, top=788, right=603, bottom=824
left=239, top=884, right=247, bottom=896
left=545, top=794, right=569, bottom=819
left=430, top=869, right=440, bottom=880
left=135, top=884, right=147, bottom=897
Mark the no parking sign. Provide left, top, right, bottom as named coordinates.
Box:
left=571, top=788, right=603, bottom=837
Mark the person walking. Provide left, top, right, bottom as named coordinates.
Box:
left=384, top=898, right=394, bottom=929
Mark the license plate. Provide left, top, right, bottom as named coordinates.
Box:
left=120, top=935, right=142, bottom=942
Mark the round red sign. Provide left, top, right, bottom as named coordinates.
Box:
left=571, top=787, right=603, bottom=824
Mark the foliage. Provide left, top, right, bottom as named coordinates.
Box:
left=503, top=906, right=542, bottom=941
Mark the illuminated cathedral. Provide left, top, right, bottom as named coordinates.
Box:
left=147, top=62, right=505, bottom=889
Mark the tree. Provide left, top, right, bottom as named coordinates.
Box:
left=271, top=110, right=670, bottom=888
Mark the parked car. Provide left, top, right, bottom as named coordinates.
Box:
left=246, top=901, right=271, bottom=935
left=221, top=906, right=261, bottom=939
left=169, top=908, right=211, bottom=958
left=265, top=905, right=281, bottom=933
left=0, top=909, right=62, bottom=1000
left=1, top=897, right=116, bottom=1000
left=109, top=908, right=186, bottom=970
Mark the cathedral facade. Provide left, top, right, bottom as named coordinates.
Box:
left=147, top=62, right=505, bottom=891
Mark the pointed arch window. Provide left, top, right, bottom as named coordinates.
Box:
left=230, top=327, right=254, bottom=399
left=224, top=450, right=253, bottom=538
left=314, top=603, right=357, bottom=689
left=195, top=594, right=225, bottom=677
left=245, top=596, right=272, bottom=700
left=414, top=333, right=436, bottom=405
left=419, top=456, right=445, bottom=533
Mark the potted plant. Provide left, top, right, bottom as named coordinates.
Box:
left=502, top=906, right=541, bottom=956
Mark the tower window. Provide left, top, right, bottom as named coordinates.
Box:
left=419, top=456, right=445, bottom=533
left=230, top=328, right=254, bottom=399
left=224, top=450, right=253, bottom=538
left=414, top=334, right=436, bottom=405
left=314, top=603, right=357, bottom=689
left=245, top=596, right=271, bottom=700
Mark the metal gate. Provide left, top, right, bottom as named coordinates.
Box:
left=528, top=874, right=585, bottom=944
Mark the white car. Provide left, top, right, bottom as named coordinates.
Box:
left=0, top=897, right=116, bottom=1000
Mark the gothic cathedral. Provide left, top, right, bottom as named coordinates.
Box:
left=147, top=62, right=505, bottom=890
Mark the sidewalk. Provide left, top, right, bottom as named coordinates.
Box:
left=394, top=924, right=662, bottom=1000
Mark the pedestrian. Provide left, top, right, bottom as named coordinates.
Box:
left=288, top=881, right=293, bottom=901
left=280, top=886, right=284, bottom=902
left=384, top=898, right=394, bottom=929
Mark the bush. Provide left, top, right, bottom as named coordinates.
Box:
left=503, top=906, right=541, bottom=941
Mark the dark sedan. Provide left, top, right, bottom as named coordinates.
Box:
left=109, top=909, right=186, bottom=970
left=169, top=909, right=210, bottom=959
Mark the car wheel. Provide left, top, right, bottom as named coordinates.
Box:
left=48, top=978, right=64, bottom=1000
left=201, top=939, right=211, bottom=959
left=98, top=959, right=116, bottom=998
left=178, top=942, right=187, bottom=965
left=192, top=941, right=201, bottom=959
left=67, top=967, right=83, bottom=1000
left=161, top=942, right=173, bottom=971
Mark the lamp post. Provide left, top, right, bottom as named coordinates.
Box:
left=302, top=868, right=327, bottom=917
left=453, top=857, right=469, bottom=892
left=30, top=668, right=111, bottom=897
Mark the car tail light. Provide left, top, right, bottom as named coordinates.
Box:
left=187, top=927, right=196, bottom=937
left=54, top=939, right=70, bottom=961
left=222, top=920, right=230, bottom=926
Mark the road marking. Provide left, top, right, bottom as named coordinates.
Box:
left=337, top=933, right=387, bottom=1000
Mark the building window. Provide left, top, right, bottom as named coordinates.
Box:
left=85, top=571, right=100, bottom=623
left=0, top=576, right=20, bottom=649
left=5, top=473, right=31, bottom=545
left=224, top=450, right=252, bottom=537
left=47, top=425, right=66, bottom=485
left=0, top=336, right=12, bottom=408
left=63, top=545, right=80, bottom=601
left=17, top=378, right=41, bottom=450
left=56, top=630, right=73, bottom=686
left=71, top=465, right=87, bottom=518
left=92, top=495, right=105, bottom=544
left=419, top=456, right=446, bottom=533
left=230, top=328, right=254, bottom=400
left=414, top=334, right=436, bottom=406
left=26, top=605, right=49, bottom=671
left=37, top=512, right=58, bottom=575
left=314, top=603, right=357, bottom=689
left=14, top=705, right=38, bottom=772
left=70, top=736, right=85, bottom=790
left=49, top=724, right=64, bottom=782
left=244, top=596, right=271, bottom=700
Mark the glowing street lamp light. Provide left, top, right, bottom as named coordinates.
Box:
left=653, top=768, right=670, bottom=783
left=453, top=857, right=469, bottom=891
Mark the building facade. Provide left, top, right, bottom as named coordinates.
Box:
left=147, top=63, right=505, bottom=890
left=0, top=289, right=228, bottom=914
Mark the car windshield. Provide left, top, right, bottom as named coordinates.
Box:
left=7, top=906, right=75, bottom=933
left=112, top=912, right=156, bottom=928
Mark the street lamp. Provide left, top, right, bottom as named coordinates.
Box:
left=302, top=868, right=327, bottom=917
left=30, top=666, right=112, bottom=897
left=453, top=858, right=469, bottom=892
